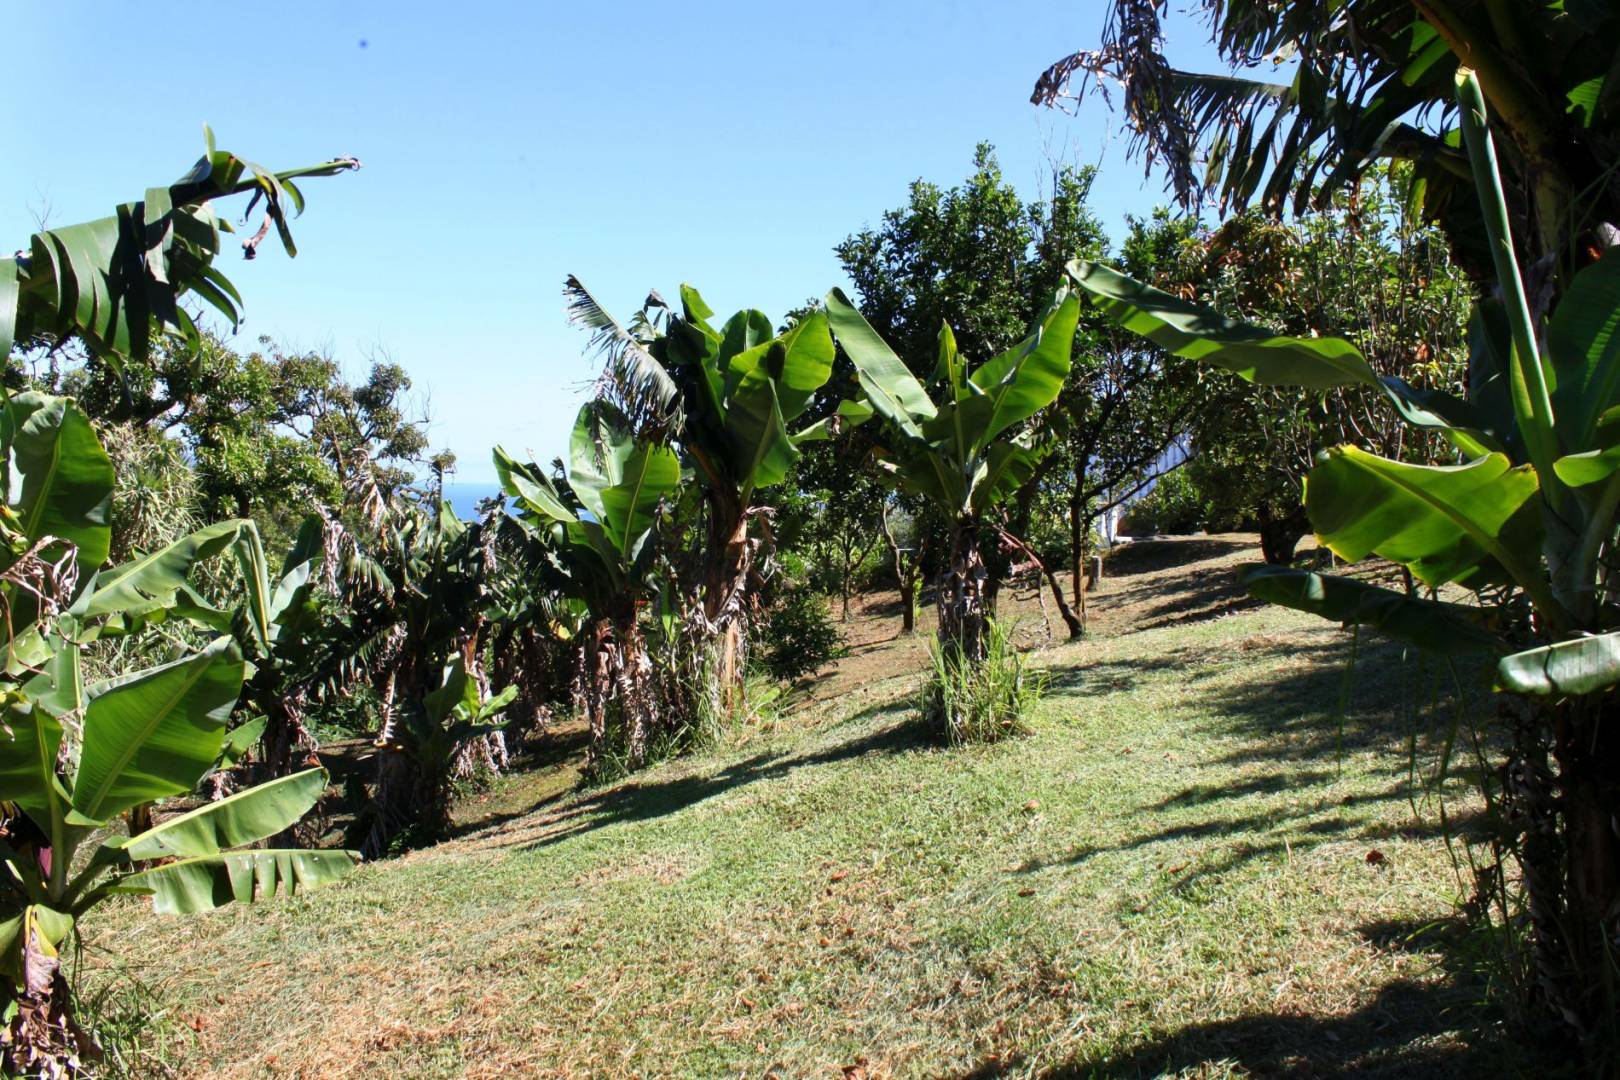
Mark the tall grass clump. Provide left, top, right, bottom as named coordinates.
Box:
left=920, top=620, right=1043, bottom=745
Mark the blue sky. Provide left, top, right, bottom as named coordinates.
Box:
left=5, top=3, right=1223, bottom=482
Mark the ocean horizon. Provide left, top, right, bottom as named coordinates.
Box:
left=442, top=481, right=507, bottom=520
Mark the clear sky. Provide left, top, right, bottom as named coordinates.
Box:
left=5, top=2, right=1224, bottom=482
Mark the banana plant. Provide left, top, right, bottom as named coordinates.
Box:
left=52, top=512, right=328, bottom=787
left=565, top=279, right=863, bottom=702
left=318, top=493, right=506, bottom=857
left=0, top=399, right=355, bottom=1071
left=495, top=399, right=681, bottom=768
left=0, top=637, right=356, bottom=1072
left=227, top=516, right=327, bottom=781
left=1033, top=0, right=1620, bottom=300
left=824, top=286, right=1080, bottom=662
left=1066, top=68, right=1620, bottom=1050
left=0, top=127, right=358, bottom=369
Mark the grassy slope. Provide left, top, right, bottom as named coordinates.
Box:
left=86, top=538, right=1524, bottom=1078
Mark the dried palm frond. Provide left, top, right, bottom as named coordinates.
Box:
left=564, top=275, right=683, bottom=439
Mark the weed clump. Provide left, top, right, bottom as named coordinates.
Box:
left=919, top=620, right=1043, bottom=745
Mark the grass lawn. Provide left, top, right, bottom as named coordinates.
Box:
left=82, top=537, right=1530, bottom=1078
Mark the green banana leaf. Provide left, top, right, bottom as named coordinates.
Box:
left=493, top=446, right=576, bottom=522
left=724, top=363, right=799, bottom=499
left=72, top=637, right=246, bottom=822
left=117, top=848, right=359, bottom=915
left=5, top=139, right=357, bottom=366
left=1549, top=247, right=1620, bottom=452
left=1066, top=261, right=1378, bottom=389
left=1305, top=447, right=1543, bottom=590
left=975, top=440, right=1046, bottom=516
left=567, top=402, right=680, bottom=560
left=717, top=309, right=776, bottom=375
left=1241, top=565, right=1500, bottom=656
left=122, top=768, right=328, bottom=860
left=214, top=716, right=269, bottom=770
left=3, top=393, right=115, bottom=572
left=721, top=311, right=834, bottom=422
left=1498, top=632, right=1620, bottom=697
left=22, top=638, right=83, bottom=720
left=825, top=288, right=936, bottom=436
left=0, top=700, right=65, bottom=821
left=970, top=293, right=1080, bottom=443
left=1553, top=446, right=1620, bottom=488
left=82, top=519, right=248, bottom=618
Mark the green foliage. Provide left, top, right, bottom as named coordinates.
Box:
left=36, top=332, right=434, bottom=531
left=829, top=147, right=1213, bottom=637
left=1122, top=468, right=1204, bottom=535
left=1035, top=0, right=1620, bottom=284
left=0, top=128, right=357, bottom=367
left=835, top=145, right=1098, bottom=380
left=753, top=580, right=846, bottom=681
left=919, top=620, right=1043, bottom=745
left=824, top=288, right=1078, bottom=519
left=496, top=400, right=680, bottom=616
left=1066, top=68, right=1620, bottom=1052
left=0, top=140, right=358, bottom=1072
left=1105, top=169, right=1475, bottom=559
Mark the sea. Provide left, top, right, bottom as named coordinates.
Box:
left=442, top=482, right=508, bottom=521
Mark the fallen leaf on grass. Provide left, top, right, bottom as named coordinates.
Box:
left=1017, top=887, right=1036, bottom=897
left=829, top=869, right=849, bottom=882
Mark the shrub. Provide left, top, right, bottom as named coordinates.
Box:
left=1121, top=469, right=1205, bottom=535
left=919, top=620, right=1044, bottom=745
left=754, top=580, right=846, bottom=681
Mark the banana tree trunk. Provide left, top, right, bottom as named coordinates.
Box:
left=3, top=965, right=96, bottom=1077
left=1258, top=505, right=1309, bottom=565
left=938, top=517, right=989, bottom=664
left=450, top=629, right=509, bottom=779
left=576, top=611, right=661, bottom=772
left=260, top=691, right=315, bottom=783
left=364, top=654, right=445, bottom=858
left=1511, top=696, right=1620, bottom=1052
left=702, top=496, right=755, bottom=708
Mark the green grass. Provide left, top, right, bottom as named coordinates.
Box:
left=80, top=544, right=1528, bottom=1078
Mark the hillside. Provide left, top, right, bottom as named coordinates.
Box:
left=85, top=537, right=1522, bottom=1078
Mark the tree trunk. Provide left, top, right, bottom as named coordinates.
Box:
left=881, top=503, right=916, bottom=634
left=3, top=966, right=96, bottom=1078
left=363, top=655, right=450, bottom=858
left=1258, top=506, right=1310, bottom=565
left=1070, top=483, right=1085, bottom=615
left=702, top=497, right=755, bottom=710
left=259, top=688, right=316, bottom=785
left=938, top=518, right=989, bottom=664
left=1506, top=696, right=1620, bottom=1057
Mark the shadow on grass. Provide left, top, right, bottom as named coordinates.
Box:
left=1108, top=563, right=1270, bottom=637
left=1105, top=537, right=1256, bottom=579
left=956, top=918, right=1542, bottom=1078
left=499, top=705, right=929, bottom=852
left=1032, top=634, right=1492, bottom=890
left=990, top=985, right=1529, bottom=1078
